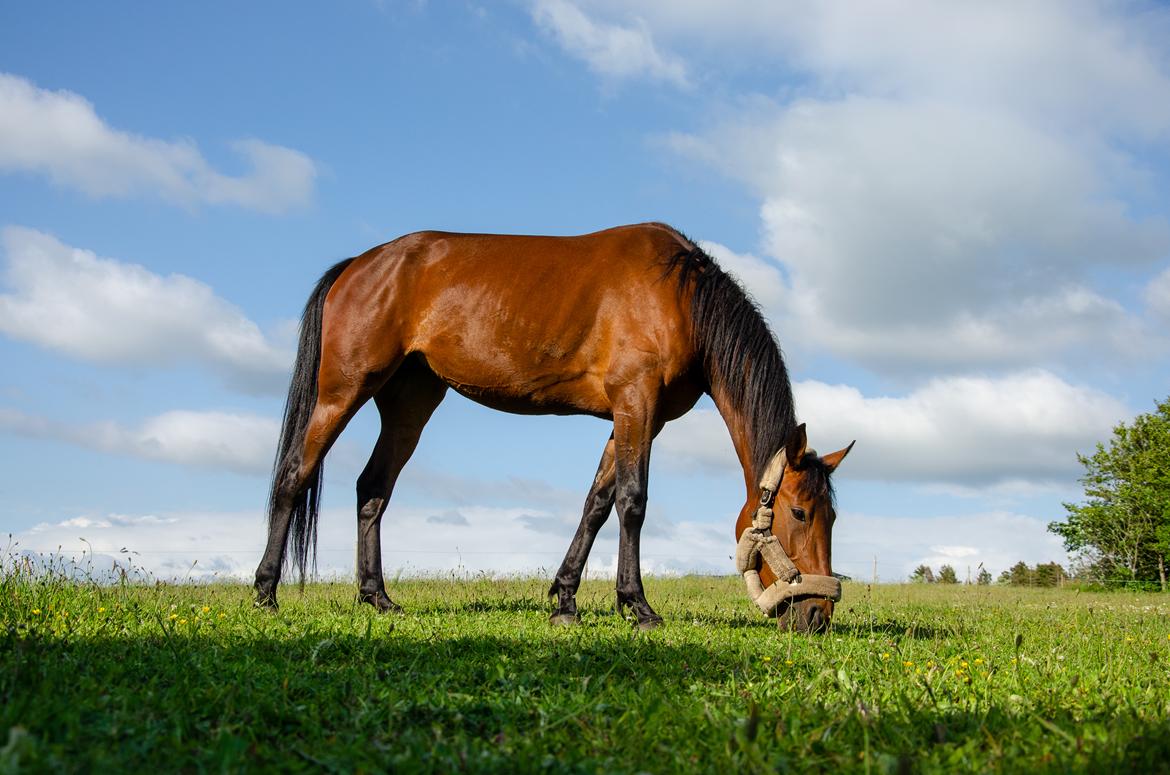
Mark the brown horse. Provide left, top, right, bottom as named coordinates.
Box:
left=253, top=222, right=851, bottom=631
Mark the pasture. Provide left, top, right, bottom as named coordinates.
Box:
left=2, top=574, right=1168, bottom=773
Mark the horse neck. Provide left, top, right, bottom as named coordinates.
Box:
left=707, top=385, right=765, bottom=505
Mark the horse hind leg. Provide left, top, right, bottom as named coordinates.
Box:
left=548, top=434, right=616, bottom=625
left=254, top=379, right=376, bottom=608
left=355, top=358, right=448, bottom=612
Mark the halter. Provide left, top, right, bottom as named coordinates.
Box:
left=734, top=448, right=842, bottom=616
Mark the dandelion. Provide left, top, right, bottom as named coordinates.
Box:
left=31, top=609, right=41, bottom=616
left=218, top=613, right=226, bottom=619
left=881, top=652, right=890, bottom=660
left=202, top=606, right=210, bottom=614
left=169, top=613, right=178, bottom=620
left=785, top=660, right=794, bottom=666
left=763, top=656, right=772, bottom=662
left=179, top=618, right=188, bottom=625
left=974, top=658, right=983, bottom=665
left=98, top=607, right=106, bottom=613
left=960, top=660, right=968, bottom=668
left=926, top=660, right=935, bottom=668
left=903, top=660, right=914, bottom=667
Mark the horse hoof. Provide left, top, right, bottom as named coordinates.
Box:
left=549, top=612, right=580, bottom=626
left=637, top=617, right=664, bottom=631
left=361, top=594, right=403, bottom=614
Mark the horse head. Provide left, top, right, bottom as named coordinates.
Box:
left=737, top=424, right=853, bottom=633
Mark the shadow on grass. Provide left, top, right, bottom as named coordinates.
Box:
left=4, top=623, right=1170, bottom=773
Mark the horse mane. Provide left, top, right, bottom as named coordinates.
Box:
left=661, top=230, right=800, bottom=484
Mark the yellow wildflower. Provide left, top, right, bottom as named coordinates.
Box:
left=974, top=658, right=983, bottom=665
left=785, top=660, right=794, bottom=666
left=98, top=607, right=106, bottom=613
left=763, top=655, right=772, bottom=662
left=202, top=606, right=210, bottom=614
left=881, top=652, right=890, bottom=660
left=903, top=660, right=914, bottom=667
left=169, top=613, right=178, bottom=620
left=218, top=613, right=226, bottom=619
left=179, top=618, right=188, bottom=625
left=960, top=660, right=968, bottom=668
left=31, top=609, right=41, bottom=615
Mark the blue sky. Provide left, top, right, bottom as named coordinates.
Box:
left=2, top=1, right=1169, bottom=584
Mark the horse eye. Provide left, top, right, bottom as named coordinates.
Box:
left=791, top=507, right=807, bottom=522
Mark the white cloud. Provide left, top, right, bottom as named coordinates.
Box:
left=0, top=72, right=316, bottom=213
left=0, top=227, right=291, bottom=392
left=553, top=2, right=1170, bottom=374
left=657, top=371, right=1129, bottom=486
left=9, top=502, right=1069, bottom=585
left=672, top=97, right=1168, bottom=372
left=10, top=504, right=731, bottom=582
left=0, top=407, right=278, bottom=475
left=561, top=1, right=1170, bottom=134
left=530, top=0, right=688, bottom=87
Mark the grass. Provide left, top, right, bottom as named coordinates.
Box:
left=2, top=570, right=1169, bottom=773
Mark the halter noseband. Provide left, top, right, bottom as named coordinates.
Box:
left=734, top=448, right=842, bottom=616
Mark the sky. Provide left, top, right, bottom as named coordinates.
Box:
left=2, top=1, right=1169, bottom=585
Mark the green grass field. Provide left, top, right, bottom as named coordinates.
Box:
left=2, top=571, right=1169, bottom=773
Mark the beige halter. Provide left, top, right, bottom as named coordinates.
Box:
left=734, top=448, right=842, bottom=616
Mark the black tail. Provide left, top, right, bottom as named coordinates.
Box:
left=268, top=257, right=355, bottom=584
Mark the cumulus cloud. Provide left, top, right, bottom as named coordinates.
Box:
left=657, top=371, right=1129, bottom=486
left=538, top=2, right=1170, bottom=374
left=0, top=73, right=316, bottom=212
left=672, top=96, right=1169, bottom=372
left=530, top=0, right=688, bottom=86
left=0, top=227, right=291, bottom=392
left=0, top=407, right=278, bottom=475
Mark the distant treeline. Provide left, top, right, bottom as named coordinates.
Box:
left=909, top=562, right=1068, bottom=587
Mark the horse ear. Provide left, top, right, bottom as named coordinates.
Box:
left=785, top=423, right=808, bottom=467
left=821, top=440, right=855, bottom=473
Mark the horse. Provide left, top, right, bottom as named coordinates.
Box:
left=253, top=222, right=852, bottom=632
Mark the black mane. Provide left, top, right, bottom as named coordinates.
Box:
left=663, top=235, right=798, bottom=483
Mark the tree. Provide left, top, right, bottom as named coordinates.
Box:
left=937, top=565, right=958, bottom=584
left=909, top=565, right=935, bottom=583
left=1033, top=562, right=1066, bottom=587
left=976, top=568, right=992, bottom=586
left=1002, top=561, right=1033, bottom=586
left=1049, top=397, right=1170, bottom=591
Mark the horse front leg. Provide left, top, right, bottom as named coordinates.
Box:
left=610, top=383, right=663, bottom=629
left=549, top=434, right=616, bottom=624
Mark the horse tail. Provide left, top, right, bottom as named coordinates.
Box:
left=268, top=257, right=355, bottom=584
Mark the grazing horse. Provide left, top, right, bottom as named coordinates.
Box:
left=253, top=223, right=852, bottom=631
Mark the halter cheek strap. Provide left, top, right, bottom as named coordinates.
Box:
left=734, top=448, right=842, bottom=616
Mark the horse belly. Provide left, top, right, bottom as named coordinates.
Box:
left=413, top=320, right=613, bottom=418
